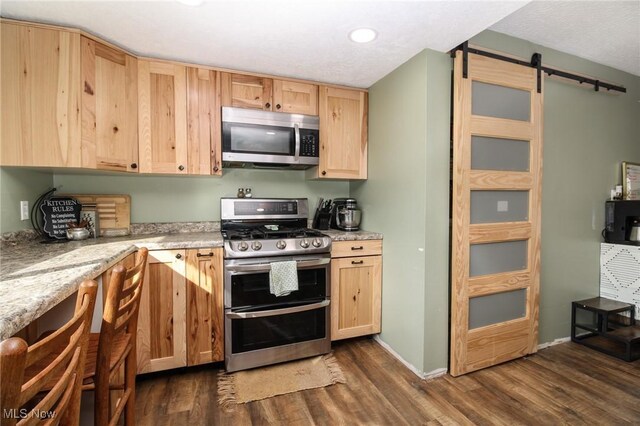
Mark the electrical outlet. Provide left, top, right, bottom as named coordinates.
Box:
left=20, top=201, right=29, bottom=221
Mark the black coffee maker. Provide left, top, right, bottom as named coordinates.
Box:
left=604, top=200, right=640, bottom=244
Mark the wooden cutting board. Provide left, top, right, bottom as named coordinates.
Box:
left=63, top=194, right=131, bottom=236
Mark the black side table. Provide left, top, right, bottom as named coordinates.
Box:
left=571, top=297, right=639, bottom=361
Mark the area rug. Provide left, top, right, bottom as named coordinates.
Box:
left=217, top=354, right=346, bottom=409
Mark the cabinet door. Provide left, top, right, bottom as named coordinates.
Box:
left=137, top=250, right=187, bottom=373
left=138, top=60, right=188, bottom=174
left=185, top=248, right=224, bottom=365
left=1, top=23, right=81, bottom=167
left=318, top=87, right=368, bottom=179
left=81, top=37, right=138, bottom=172
left=331, top=255, right=382, bottom=341
left=273, top=80, right=318, bottom=115
left=187, top=68, right=221, bottom=175
left=220, top=72, right=273, bottom=111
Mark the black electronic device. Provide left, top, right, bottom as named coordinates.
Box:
left=604, top=200, right=640, bottom=244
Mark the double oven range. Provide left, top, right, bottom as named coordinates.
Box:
left=221, top=198, right=332, bottom=372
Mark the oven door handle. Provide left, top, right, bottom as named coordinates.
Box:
left=226, top=257, right=330, bottom=273
left=226, top=299, right=330, bottom=319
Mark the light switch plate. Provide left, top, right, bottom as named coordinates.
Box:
left=497, top=200, right=509, bottom=212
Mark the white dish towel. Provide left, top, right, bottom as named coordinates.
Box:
left=269, top=261, right=299, bottom=297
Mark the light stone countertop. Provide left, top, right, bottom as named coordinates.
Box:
left=0, top=229, right=382, bottom=341
left=0, top=232, right=224, bottom=341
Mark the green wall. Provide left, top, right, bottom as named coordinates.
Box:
left=355, top=31, right=640, bottom=375
left=351, top=51, right=429, bottom=371
left=53, top=169, right=348, bottom=223
left=0, top=167, right=54, bottom=233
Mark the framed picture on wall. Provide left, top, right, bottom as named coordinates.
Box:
left=622, top=162, right=640, bottom=200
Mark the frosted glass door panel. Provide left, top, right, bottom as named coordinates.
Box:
left=469, top=289, right=526, bottom=329
left=472, top=82, right=530, bottom=121
left=471, top=136, right=530, bottom=171
left=470, top=240, right=528, bottom=277
left=471, top=191, right=529, bottom=224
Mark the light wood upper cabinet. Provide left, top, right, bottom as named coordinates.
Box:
left=185, top=248, right=224, bottom=365
left=81, top=37, right=138, bottom=172
left=331, top=252, right=382, bottom=341
left=138, top=60, right=188, bottom=174
left=316, top=86, right=368, bottom=180
left=273, top=80, right=318, bottom=115
left=221, top=72, right=319, bottom=115
left=1, top=22, right=82, bottom=167
left=187, top=68, right=221, bottom=175
left=220, top=72, right=273, bottom=111
left=137, top=250, right=187, bottom=374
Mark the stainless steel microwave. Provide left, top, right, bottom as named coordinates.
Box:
left=222, top=107, right=319, bottom=169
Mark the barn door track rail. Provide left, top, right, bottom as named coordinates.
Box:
left=450, top=41, right=627, bottom=94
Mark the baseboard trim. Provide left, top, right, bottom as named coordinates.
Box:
left=537, top=336, right=570, bottom=350
left=372, top=335, right=448, bottom=380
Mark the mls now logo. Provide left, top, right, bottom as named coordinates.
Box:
left=3, top=409, right=56, bottom=420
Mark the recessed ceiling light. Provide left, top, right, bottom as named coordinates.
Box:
left=349, top=28, right=377, bottom=44
left=176, top=0, right=204, bottom=6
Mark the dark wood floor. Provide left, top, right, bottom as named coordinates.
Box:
left=135, top=338, right=640, bottom=425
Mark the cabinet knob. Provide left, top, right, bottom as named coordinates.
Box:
left=175, top=254, right=182, bottom=259
left=130, top=163, right=137, bottom=169
left=321, top=171, right=327, bottom=176
left=178, top=165, right=185, bottom=171
left=276, top=104, right=281, bottom=110
left=265, top=102, right=271, bottom=109
left=213, top=165, right=219, bottom=172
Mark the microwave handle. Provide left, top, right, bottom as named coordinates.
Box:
left=294, top=123, right=301, bottom=161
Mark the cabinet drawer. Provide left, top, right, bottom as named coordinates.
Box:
left=331, top=240, right=382, bottom=258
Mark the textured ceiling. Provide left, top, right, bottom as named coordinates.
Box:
left=2, top=1, right=637, bottom=87
left=0, top=0, right=529, bottom=88
left=491, top=1, right=640, bottom=77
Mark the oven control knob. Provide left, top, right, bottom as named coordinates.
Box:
left=312, top=238, right=322, bottom=248
left=276, top=240, right=287, bottom=250
left=300, top=239, right=310, bottom=248
left=237, top=241, right=249, bottom=251
left=251, top=241, right=262, bottom=251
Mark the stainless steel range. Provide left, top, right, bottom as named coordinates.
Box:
left=221, top=198, right=332, bottom=372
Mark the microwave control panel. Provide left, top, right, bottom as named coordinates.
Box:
left=300, top=129, right=319, bottom=157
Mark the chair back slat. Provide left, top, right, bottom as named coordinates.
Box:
left=0, top=280, right=97, bottom=426
left=95, top=248, right=148, bottom=426
left=20, top=325, right=83, bottom=405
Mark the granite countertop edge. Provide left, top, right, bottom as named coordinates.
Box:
left=0, top=229, right=382, bottom=340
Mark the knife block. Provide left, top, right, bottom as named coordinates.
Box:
left=312, top=211, right=331, bottom=230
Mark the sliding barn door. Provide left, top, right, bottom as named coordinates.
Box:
left=450, top=50, right=543, bottom=376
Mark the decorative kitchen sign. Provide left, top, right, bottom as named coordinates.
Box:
left=40, top=197, right=82, bottom=239
left=622, top=161, right=640, bottom=200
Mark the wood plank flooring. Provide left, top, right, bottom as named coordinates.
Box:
left=135, top=338, right=640, bottom=425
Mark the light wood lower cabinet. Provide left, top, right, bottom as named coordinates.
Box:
left=330, top=242, right=382, bottom=341
left=136, top=248, right=223, bottom=374
left=137, top=249, right=187, bottom=373
left=185, top=248, right=224, bottom=365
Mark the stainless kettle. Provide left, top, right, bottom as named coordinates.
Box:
left=630, top=220, right=640, bottom=243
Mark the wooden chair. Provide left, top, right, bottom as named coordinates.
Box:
left=0, top=280, right=98, bottom=426
left=84, top=248, right=148, bottom=426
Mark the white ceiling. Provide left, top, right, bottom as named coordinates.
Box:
left=491, top=1, right=640, bottom=77
left=0, top=0, right=529, bottom=88
left=0, top=1, right=637, bottom=88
